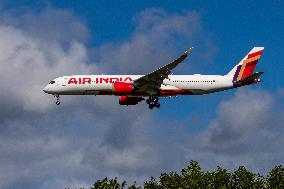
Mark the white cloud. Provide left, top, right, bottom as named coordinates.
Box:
left=199, top=89, right=272, bottom=150
left=188, top=88, right=284, bottom=173
left=0, top=25, right=97, bottom=112
left=0, top=7, right=90, bottom=44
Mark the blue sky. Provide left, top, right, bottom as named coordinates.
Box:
left=0, top=1, right=283, bottom=188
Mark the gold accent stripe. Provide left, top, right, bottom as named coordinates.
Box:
left=237, top=63, right=246, bottom=80
left=242, top=55, right=261, bottom=64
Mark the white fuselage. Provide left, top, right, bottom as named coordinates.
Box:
left=43, top=74, right=234, bottom=96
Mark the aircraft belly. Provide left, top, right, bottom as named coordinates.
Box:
left=158, top=84, right=206, bottom=96
left=158, top=81, right=233, bottom=96
left=84, top=83, right=112, bottom=95
left=58, top=83, right=113, bottom=95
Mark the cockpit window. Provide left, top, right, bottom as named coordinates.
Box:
left=49, top=81, right=55, bottom=84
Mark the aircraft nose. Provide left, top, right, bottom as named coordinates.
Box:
left=43, top=85, right=50, bottom=93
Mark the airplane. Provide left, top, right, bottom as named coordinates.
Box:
left=43, top=47, right=264, bottom=109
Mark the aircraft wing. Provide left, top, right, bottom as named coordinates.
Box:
left=133, top=47, right=193, bottom=95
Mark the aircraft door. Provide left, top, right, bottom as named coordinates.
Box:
left=62, top=78, right=68, bottom=86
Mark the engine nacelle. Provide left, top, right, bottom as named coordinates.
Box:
left=112, top=82, right=133, bottom=95
left=119, top=96, right=144, bottom=105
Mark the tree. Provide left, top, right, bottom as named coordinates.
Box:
left=91, top=177, right=126, bottom=189
left=231, top=166, right=265, bottom=189
left=79, top=161, right=284, bottom=189
left=206, top=167, right=231, bottom=189
left=89, top=177, right=141, bottom=189
left=267, top=165, right=284, bottom=189
left=144, top=177, right=160, bottom=189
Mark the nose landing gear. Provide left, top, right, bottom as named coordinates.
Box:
left=54, top=94, right=60, bottom=106
left=146, top=96, right=160, bottom=109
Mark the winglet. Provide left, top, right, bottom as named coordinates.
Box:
left=175, top=47, right=194, bottom=64
left=184, top=47, right=194, bottom=55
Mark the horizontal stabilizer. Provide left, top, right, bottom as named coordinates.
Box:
left=235, top=72, right=264, bottom=86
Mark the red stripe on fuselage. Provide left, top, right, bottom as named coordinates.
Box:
left=158, top=90, right=193, bottom=96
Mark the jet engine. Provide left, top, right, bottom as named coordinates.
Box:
left=112, top=82, right=134, bottom=95
left=119, top=96, right=144, bottom=105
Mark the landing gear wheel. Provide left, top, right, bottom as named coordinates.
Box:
left=146, top=99, right=151, bottom=104
left=147, top=96, right=160, bottom=109
left=54, top=94, right=60, bottom=106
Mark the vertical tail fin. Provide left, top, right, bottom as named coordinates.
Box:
left=227, top=47, right=264, bottom=82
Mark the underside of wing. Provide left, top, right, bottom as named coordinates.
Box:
left=133, top=47, right=193, bottom=95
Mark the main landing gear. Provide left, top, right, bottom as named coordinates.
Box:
left=54, top=94, right=60, bottom=105
left=146, top=96, right=160, bottom=109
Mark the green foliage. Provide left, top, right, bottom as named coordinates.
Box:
left=88, top=177, right=141, bottom=189
left=127, top=182, right=142, bottom=189
left=91, top=177, right=126, bottom=189
left=206, top=167, right=231, bottom=189
left=180, top=160, right=204, bottom=188
left=79, top=161, right=284, bottom=189
left=144, top=177, right=160, bottom=189
left=231, top=166, right=266, bottom=189
left=267, top=165, right=284, bottom=189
